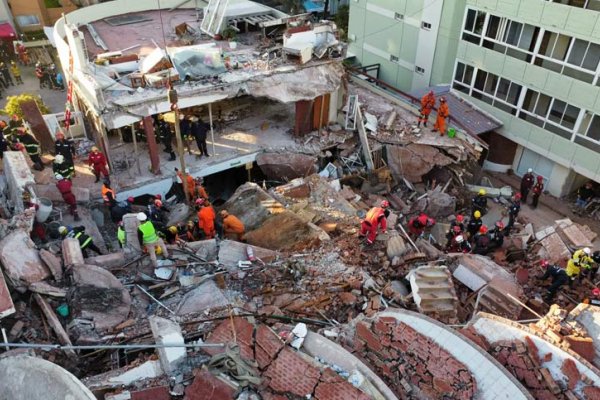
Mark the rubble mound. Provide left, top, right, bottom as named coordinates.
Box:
left=244, top=211, right=318, bottom=250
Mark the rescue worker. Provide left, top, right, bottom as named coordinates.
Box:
left=575, top=181, right=595, bottom=214
left=472, top=225, right=491, bottom=255
left=148, top=199, right=167, bottom=227
left=183, top=220, right=199, bottom=241
left=23, top=192, right=47, bottom=243
left=0, top=62, right=13, bottom=86
left=101, top=179, right=116, bottom=208
left=489, top=220, right=505, bottom=250
left=450, top=214, right=465, bottom=233
left=165, top=226, right=180, bottom=245
left=360, top=201, right=390, bottom=245
left=54, top=130, right=76, bottom=171
left=16, top=127, right=44, bottom=170
left=88, top=146, right=109, bottom=183
left=35, top=62, right=48, bottom=89
left=417, top=90, right=435, bottom=128
left=59, top=225, right=102, bottom=257
left=56, top=174, right=80, bottom=221
left=445, top=225, right=463, bottom=251
left=10, top=61, right=22, bottom=85
left=114, top=222, right=125, bottom=249
left=190, top=116, right=210, bottom=158
left=407, top=212, right=435, bottom=238
left=196, top=198, right=216, bottom=239
left=110, top=196, right=134, bottom=223
left=432, top=96, right=449, bottom=136
left=505, top=192, right=521, bottom=234
left=179, top=114, right=192, bottom=153
left=194, top=177, right=209, bottom=201
left=447, top=233, right=472, bottom=253
left=157, top=115, right=176, bottom=161
left=572, top=247, right=594, bottom=278
left=531, top=175, right=544, bottom=209
left=520, top=168, right=534, bottom=204
left=52, top=154, right=74, bottom=180
left=220, top=210, right=245, bottom=241
left=466, top=210, right=483, bottom=238
left=175, top=167, right=196, bottom=202
left=539, top=260, right=569, bottom=303
left=587, top=288, right=600, bottom=306
left=136, top=212, right=169, bottom=268
left=471, top=188, right=488, bottom=217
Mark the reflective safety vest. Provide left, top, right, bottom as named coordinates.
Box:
left=102, top=185, right=115, bottom=204
left=139, top=221, right=158, bottom=244
left=74, top=231, right=92, bottom=249
left=365, top=207, right=384, bottom=225
left=117, top=226, right=126, bottom=246
left=566, top=259, right=581, bottom=277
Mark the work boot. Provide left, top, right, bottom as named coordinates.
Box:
left=74, top=212, right=81, bottom=222
left=417, top=121, right=421, bottom=127
left=423, top=122, right=427, bottom=127
left=169, top=153, right=176, bottom=161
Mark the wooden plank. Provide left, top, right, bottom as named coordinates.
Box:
left=34, top=294, right=76, bottom=356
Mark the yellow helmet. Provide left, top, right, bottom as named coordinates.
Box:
left=478, top=189, right=486, bottom=196
left=168, top=226, right=178, bottom=234
left=474, top=210, right=481, bottom=219
left=91, top=146, right=99, bottom=152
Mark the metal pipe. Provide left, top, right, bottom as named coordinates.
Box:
left=0, top=342, right=224, bottom=350
left=209, top=103, right=215, bottom=156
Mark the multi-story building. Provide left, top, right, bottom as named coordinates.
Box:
left=452, top=0, right=600, bottom=195
left=8, top=0, right=77, bottom=32
left=347, top=0, right=466, bottom=92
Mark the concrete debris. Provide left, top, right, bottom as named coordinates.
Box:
left=28, top=281, right=67, bottom=297
left=256, top=152, right=318, bottom=180
left=0, top=230, right=50, bottom=288
left=411, top=190, right=456, bottom=218
left=39, top=249, right=63, bottom=281
left=33, top=294, right=75, bottom=355
left=84, top=252, right=126, bottom=269
left=0, top=266, right=15, bottom=319
left=408, top=265, right=458, bottom=319
left=176, top=279, right=229, bottom=315
left=85, top=360, right=164, bottom=390
left=149, top=316, right=186, bottom=374
left=62, top=237, right=85, bottom=266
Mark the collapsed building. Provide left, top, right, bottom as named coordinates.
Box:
left=1, top=0, right=600, bottom=399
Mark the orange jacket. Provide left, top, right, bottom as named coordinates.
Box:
left=438, top=102, right=449, bottom=118
left=421, top=93, right=435, bottom=112
left=196, top=185, right=208, bottom=199
left=364, top=207, right=387, bottom=231
left=177, top=171, right=196, bottom=196
left=223, top=214, right=245, bottom=234
left=197, top=206, right=215, bottom=236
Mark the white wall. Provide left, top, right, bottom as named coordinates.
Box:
left=411, top=0, right=444, bottom=91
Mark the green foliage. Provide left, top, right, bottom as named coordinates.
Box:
left=2, top=94, right=50, bottom=119
left=222, top=26, right=237, bottom=41
left=44, top=0, right=62, bottom=8
left=334, top=5, right=349, bottom=40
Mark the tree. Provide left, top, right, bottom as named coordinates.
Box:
left=334, top=5, right=349, bottom=40
left=2, top=94, right=50, bottom=119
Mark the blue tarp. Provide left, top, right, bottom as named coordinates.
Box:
left=304, top=0, right=324, bottom=13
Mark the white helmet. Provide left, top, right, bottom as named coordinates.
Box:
left=136, top=212, right=147, bottom=221
left=185, top=168, right=190, bottom=174
left=455, top=235, right=464, bottom=243
left=584, top=247, right=591, bottom=255
left=55, top=174, right=63, bottom=180
left=58, top=226, right=68, bottom=235
left=527, top=168, right=533, bottom=173
left=55, top=154, right=64, bottom=164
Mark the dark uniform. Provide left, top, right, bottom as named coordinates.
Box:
left=506, top=199, right=521, bottom=233
left=472, top=232, right=491, bottom=255
left=191, top=118, right=210, bottom=157
left=17, top=132, right=44, bottom=170
left=541, top=264, right=569, bottom=302
left=55, top=137, right=76, bottom=168
left=157, top=120, right=176, bottom=161
left=52, top=160, right=74, bottom=179
left=466, top=217, right=482, bottom=238
left=471, top=194, right=488, bottom=217
left=68, top=226, right=102, bottom=257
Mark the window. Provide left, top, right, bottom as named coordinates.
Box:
left=547, top=0, right=600, bottom=11
left=15, top=15, right=40, bottom=27
left=415, top=66, right=425, bottom=74
left=578, top=112, right=600, bottom=141
left=462, top=8, right=486, bottom=44
left=421, top=22, right=432, bottom=30
left=453, top=62, right=473, bottom=94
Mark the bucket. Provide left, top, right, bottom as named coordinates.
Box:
left=447, top=128, right=456, bottom=138
left=47, top=221, right=62, bottom=239
left=35, top=197, right=53, bottom=223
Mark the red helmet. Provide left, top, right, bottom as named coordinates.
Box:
left=456, top=214, right=464, bottom=223
left=381, top=200, right=390, bottom=208
left=495, top=220, right=505, bottom=229
left=154, top=199, right=163, bottom=207
left=195, top=198, right=205, bottom=206
left=127, top=196, right=134, bottom=203
left=593, top=288, right=600, bottom=297
left=540, top=260, right=550, bottom=268
left=514, top=192, right=522, bottom=200
left=479, top=225, right=488, bottom=234
left=426, top=218, right=436, bottom=227
left=452, top=226, right=461, bottom=233
left=537, top=176, right=543, bottom=182
left=155, top=194, right=162, bottom=200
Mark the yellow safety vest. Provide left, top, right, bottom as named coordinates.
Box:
left=139, top=221, right=158, bottom=244
left=566, top=259, right=580, bottom=277
left=117, top=227, right=126, bottom=245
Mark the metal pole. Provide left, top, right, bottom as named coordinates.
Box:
left=131, top=123, right=141, bottom=174
left=0, top=342, right=225, bottom=350
left=136, top=284, right=176, bottom=315
left=209, top=103, right=215, bottom=156
left=172, top=108, right=189, bottom=203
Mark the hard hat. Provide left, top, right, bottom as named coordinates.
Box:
left=455, top=235, right=464, bottom=243
left=195, top=198, right=205, bottom=206
left=154, top=199, right=163, bottom=207
left=540, top=260, right=550, bottom=268
left=136, top=212, right=147, bottom=221
left=185, top=168, right=190, bottom=174
left=495, top=220, right=505, bottom=229
left=514, top=192, right=522, bottom=200
left=58, top=226, right=68, bottom=235
left=10, top=61, right=15, bottom=65
left=527, top=168, right=533, bottom=173
left=195, top=176, right=204, bottom=184
left=479, top=225, right=488, bottom=234
left=440, top=97, right=446, bottom=102
left=474, top=210, right=481, bottom=219
left=452, top=226, right=461, bottom=233
left=537, top=175, right=543, bottom=181
left=584, top=247, right=591, bottom=255
left=91, top=146, right=99, bottom=152
left=157, top=114, right=164, bottom=120
left=117, top=221, right=123, bottom=226
left=220, top=210, right=229, bottom=218
left=127, top=196, right=134, bottom=203
left=55, top=174, right=63, bottom=180
left=428, top=90, right=434, bottom=95
left=179, top=114, right=185, bottom=120
left=478, top=189, right=486, bottom=196
left=456, top=214, right=464, bottom=223
left=168, top=226, right=178, bottom=234
left=593, top=288, right=600, bottom=297
left=155, top=194, right=162, bottom=200
left=56, top=131, right=65, bottom=139
left=187, top=220, right=194, bottom=226
left=381, top=200, right=390, bottom=208
left=55, top=154, right=64, bottom=164
left=426, top=218, right=436, bottom=227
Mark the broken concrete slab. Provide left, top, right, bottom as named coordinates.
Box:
left=218, top=240, right=277, bottom=270
left=84, top=360, right=164, bottom=390
left=275, top=178, right=311, bottom=199
left=221, top=182, right=286, bottom=231
left=85, top=252, right=126, bottom=269
left=3, top=151, right=35, bottom=214
left=149, top=316, right=186, bottom=374
left=465, top=184, right=513, bottom=198
left=244, top=211, right=317, bottom=251
left=176, top=279, right=229, bottom=315
left=535, top=226, right=556, bottom=241
left=386, top=143, right=454, bottom=183
left=407, top=265, right=458, bottom=318
left=0, top=354, right=95, bottom=399
left=175, top=239, right=218, bottom=261
left=0, top=230, right=50, bottom=287
left=411, top=191, right=456, bottom=218
left=29, top=281, right=67, bottom=297
left=0, top=266, right=15, bottom=319
left=386, top=234, right=408, bottom=259
left=33, top=294, right=74, bottom=354
left=306, top=174, right=357, bottom=216
left=165, top=203, right=190, bottom=227
left=122, top=213, right=142, bottom=251
left=62, top=237, right=85, bottom=266
left=39, top=249, right=63, bottom=281
left=70, top=264, right=131, bottom=333
left=539, top=233, right=571, bottom=264
left=34, top=183, right=90, bottom=203
left=557, top=223, right=593, bottom=248
left=257, top=153, right=318, bottom=181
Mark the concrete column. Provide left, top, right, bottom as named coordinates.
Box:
left=143, top=116, right=161, bottom=175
